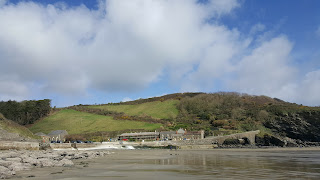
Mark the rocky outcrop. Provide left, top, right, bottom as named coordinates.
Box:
left=0, top=150, right=110, bottom=179
left=264, top=111, right=320, bottom=142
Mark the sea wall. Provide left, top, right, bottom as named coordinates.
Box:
left=0, top=141, right=39, bottom=150
left=172, top=130, right=260, bottom=146
left=126, top=130, right=260, bottom=149
left=49, top=143, right=72, bottom=149
left=49, top=143, right=100, bottom=149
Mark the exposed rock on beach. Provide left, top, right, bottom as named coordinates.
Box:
left=0, top=150, right=110, bottom=179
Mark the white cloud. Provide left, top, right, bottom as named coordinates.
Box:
left=230, top=36, right=295, bottom=96
left=179, top=26, right=249, bottom=92
left=0, top=0, right=240, bottom=98
left=226, top=36, right=320, bottom=106
left=296, top=70, right=320, bottom=106
left=0, top=0, right=320, bottom=106
left=0, top=76, right=29, bottom=101
left=205, top=0, right=240, bottom=17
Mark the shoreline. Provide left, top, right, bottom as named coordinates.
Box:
left=183, top=146, right=320, bottom=151
left=9, top=147, right=320, bottom=180
left=2, top=146, right=320, bottom=179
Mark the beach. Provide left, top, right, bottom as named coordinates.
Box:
left=7, top=147, right=320, bottom=180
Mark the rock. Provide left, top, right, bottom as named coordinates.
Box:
left=255, top=134, right=287, bottom=147
left=38, top=158, right=55, bottom=167
left=60, top=158, right=74, bottom=167
left=5, top=157, right=21, bottom=162
left=264, top=111, right=320, bottom=142
left=0, top=152, right=20, bottom=159
left=0, top=149, right=109, bottom=179
left=0, top=160, right=12, bottom=168
left=8, top=162, right=31, bottom=171
left=0, top=165, right=14, bottom=179
left=22, top=156, right=42, bottom=167
left=39, top=143, right=51, bottom=150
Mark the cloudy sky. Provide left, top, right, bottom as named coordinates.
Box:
left=0, top=0, right=319, bottom=107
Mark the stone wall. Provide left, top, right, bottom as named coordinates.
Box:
left=174, top=130, right=260, bottom=146
left=49, top=143, right=72, bottom=149
left=49, top=143, right=99, bottom=149
left=0, top=141, right=39, bottom=150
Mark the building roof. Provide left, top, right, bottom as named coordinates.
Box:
left=48, top=130, right=68, bottom=136
left=177, top=128, right=185, bottom=134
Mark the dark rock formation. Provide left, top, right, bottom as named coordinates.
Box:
left=264, top=111, right=320, bottom=143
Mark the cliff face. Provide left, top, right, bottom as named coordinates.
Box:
left=264, top=111, right=320, bottom=142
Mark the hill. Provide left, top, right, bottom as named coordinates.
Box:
left=74, top=92, right=320, bottom=144
left=28, top=109, right=162, bottom=135
left=89, top=100, right=179, bottom=119
left=0, top=113, right=39, bottom=141
left=25, top=92, right=320, bottom=145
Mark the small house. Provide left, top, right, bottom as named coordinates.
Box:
left=47, top=130, right=68, bottom=142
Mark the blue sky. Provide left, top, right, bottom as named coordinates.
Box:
left=0, top=0, right=319, bottom=107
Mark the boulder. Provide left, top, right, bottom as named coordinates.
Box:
left=0, top=165, right=15, bottom=179
left=0, top=160, right=12, bottom=167
left=8, top=162, right=31, bottom=171
left=5, top=157, right=21, bottom=163
left=59, top=158, right=74, bottom=167
left=38, top=158, right=55, bottom=167
left=21, top=156, right=42, bottom=167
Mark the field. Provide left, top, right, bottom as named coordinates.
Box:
left=89, top=100, right=179, bottom=119
left=28, top=109, right=162, bottom=135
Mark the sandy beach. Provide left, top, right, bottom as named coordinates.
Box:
left=7, top=147, right=320, bottom=180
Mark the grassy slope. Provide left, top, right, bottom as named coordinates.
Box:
left=28, top=109, right=162, bottom=135
left=89, top=100, right=179, bottom=119
left=0, top=113, right=38, bottom=139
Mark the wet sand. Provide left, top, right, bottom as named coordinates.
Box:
left=11, top=147, right=320, bottom=180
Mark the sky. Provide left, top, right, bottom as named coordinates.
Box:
left=0, top=0, right=319, bottom=107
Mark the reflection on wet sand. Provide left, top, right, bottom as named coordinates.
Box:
left=13, top=149, right=320, bottom=180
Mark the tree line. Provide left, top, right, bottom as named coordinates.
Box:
left=0, top=99, right=51, bottom=125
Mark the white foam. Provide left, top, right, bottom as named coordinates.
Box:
left=125, top=145, right=135, bottom=150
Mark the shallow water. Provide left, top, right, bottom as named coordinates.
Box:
left=13, top=149, right=320, bottom=180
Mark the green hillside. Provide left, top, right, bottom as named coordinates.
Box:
left=89, top=100, right=179, bottom=119
left=28, top=109, right=162, bottom=135
left=21, top=92, right=320, bottom=145
left=0, top=113, right=38, bottom=140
